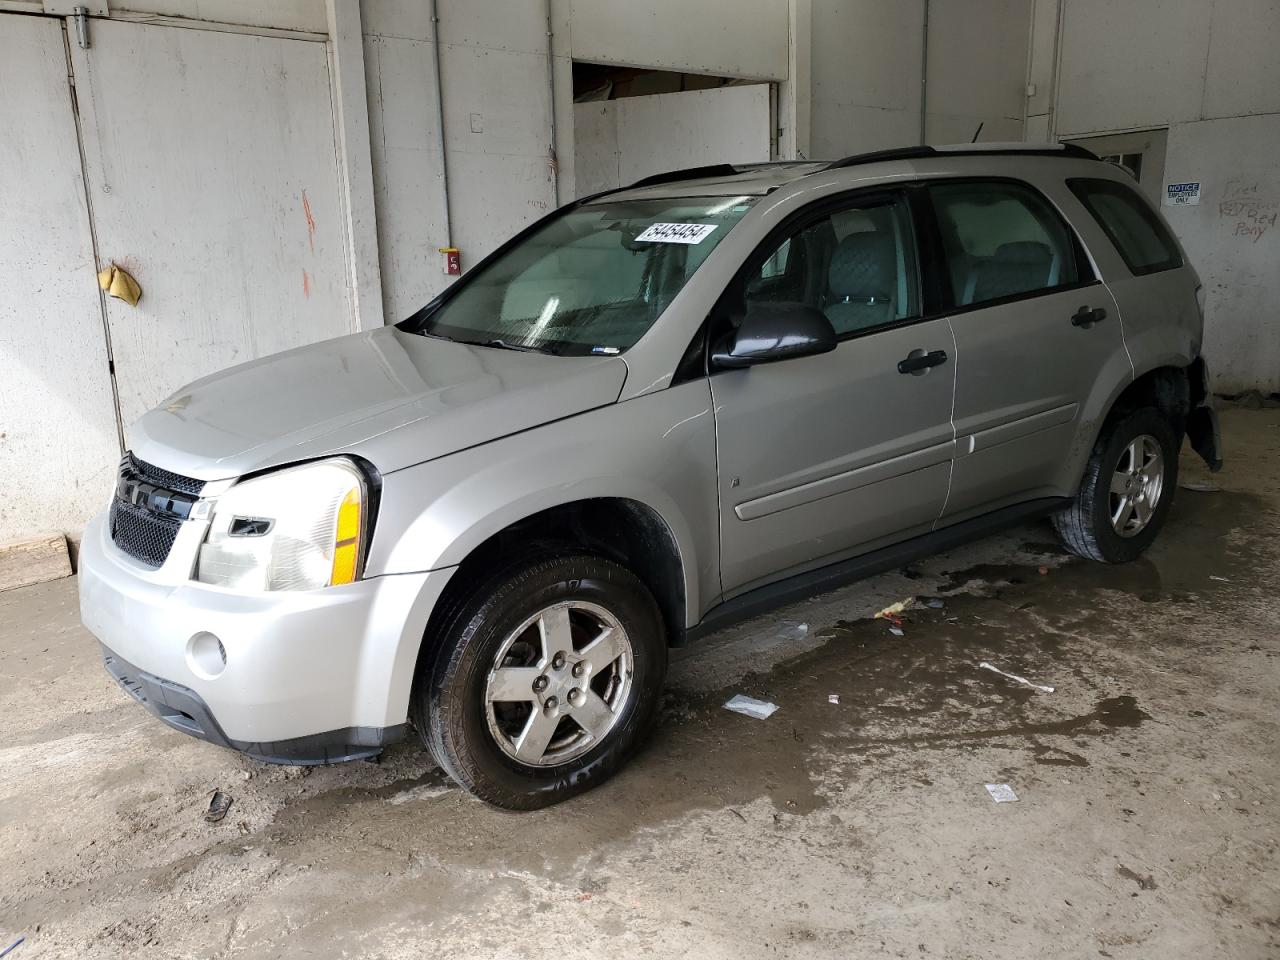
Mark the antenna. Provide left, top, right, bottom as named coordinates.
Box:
left=970, top=122, right=984, bottom=143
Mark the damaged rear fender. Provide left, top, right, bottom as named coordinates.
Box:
left=1186, top=356, right=1223, bottom=472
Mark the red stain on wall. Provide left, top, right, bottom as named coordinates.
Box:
left=302, top=189, right=316, bottom=252
left=302, top=269, right=311, bottom=298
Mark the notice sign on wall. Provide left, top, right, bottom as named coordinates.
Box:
left=1164, top=182, right=1201, bottom=206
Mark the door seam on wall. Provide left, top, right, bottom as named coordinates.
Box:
left=63, top=19, right=126, bottom=453
left=323, top=42, right=358, bottom=332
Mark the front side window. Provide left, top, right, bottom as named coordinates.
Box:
left=404, top=196, right=757, bottom=356
left=743, top=196, right=919, bottom=337
left=929, top=180, right=1083, bottom=308
left=1068, top=178, right=1182, bottom=275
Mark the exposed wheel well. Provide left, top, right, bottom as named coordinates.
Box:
left=417, top=499, right=688, bottom=676
left=1109, top=364, right=1192, bottom=434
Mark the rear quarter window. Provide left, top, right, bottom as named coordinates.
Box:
left=1068, top=178, right=1183, bottom=276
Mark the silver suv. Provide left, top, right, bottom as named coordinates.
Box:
left=80, top=143, right=1222, bottom=808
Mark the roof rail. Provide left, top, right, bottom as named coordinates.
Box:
left=825, top=142, right=1099, bottom=171
left=826, top=146, right=937, bottom=168
left=1059, top=142, right=1099, bottom=160
left=627, top=163, right=742, bottom=189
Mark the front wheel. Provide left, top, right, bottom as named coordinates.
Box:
left=1052, top=407, right=1180, bottom=563
left=412, top=554, right=666, bottom=809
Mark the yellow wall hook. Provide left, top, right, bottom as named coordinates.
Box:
left=97, top=263, right=142, bottom=306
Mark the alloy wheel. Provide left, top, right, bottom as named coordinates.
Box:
left=1109, top=434, right=1165, bottom=538
left=484, top=601, right=634, bottom=767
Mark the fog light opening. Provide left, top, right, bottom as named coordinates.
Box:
left=187, top=631, right=227, bottom=679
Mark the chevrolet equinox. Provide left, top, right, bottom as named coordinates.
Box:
left=80, top=143, right=1222, bottom=808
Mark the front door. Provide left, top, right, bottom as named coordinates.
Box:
left=711, top=192, right=956, bottom=596
left=925, top=178, right=1128, bottom=522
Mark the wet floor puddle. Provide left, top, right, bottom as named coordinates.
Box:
left=243, top=489, right=1266, bottom=872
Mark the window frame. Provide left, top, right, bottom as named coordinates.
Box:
left=708, top=186, right=929, bottom=353
left=1066, top=176, right=1183, bottom=277
left=915, top=176, right=1100, bottom=317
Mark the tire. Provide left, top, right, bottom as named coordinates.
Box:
left=412, top=554, right=666, bottom=810
left=1052, top=406, right=1180, bottom=563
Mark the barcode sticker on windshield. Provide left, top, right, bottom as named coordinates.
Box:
left=635, top=222, right=718, bottom=244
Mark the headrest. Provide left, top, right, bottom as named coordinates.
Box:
left=828, top=231, right=895, bottom=298
left=993, top=240, right=1052, bottom=264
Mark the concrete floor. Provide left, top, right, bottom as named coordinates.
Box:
left=2, top=407, right=1278, bottom=959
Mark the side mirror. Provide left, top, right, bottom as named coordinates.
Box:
left=710, top=302, right=838, bottom=369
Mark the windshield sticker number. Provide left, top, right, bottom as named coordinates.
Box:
left=635, top=222, right=718, bottom=244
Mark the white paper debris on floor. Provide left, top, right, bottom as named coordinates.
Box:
left=978, top=661, right=1055, bottom=693
left=828, top=694, right=840, bottom=705
left=985, top=783, right=1019, bottom=803
left=889, top=626, right=905, bottom=637
left=1209, top=575, right=1231, bottom=582
left=387, top=783, right=455, bottom=806
left=874, top=598, right=914, bottom=620
left=724, top=694, right=780, bottom=719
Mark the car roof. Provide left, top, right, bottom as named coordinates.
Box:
left=594, top=162, right=831, bottom=202
left=596, top=142, right=1106, bottom=203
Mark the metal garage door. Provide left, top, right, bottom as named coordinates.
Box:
left=0, top=12, right=354, bottom=544
left=573, top=84, right=773, bottom=194
left=69, top=19, right=353, bottom=429
left=0, top=14, right=122, bottom=543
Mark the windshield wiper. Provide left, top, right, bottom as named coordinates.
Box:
left=474, top=338, right=543, bottom=353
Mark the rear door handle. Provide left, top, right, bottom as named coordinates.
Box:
left=1072, top=305, right=1107, bottom=327
left=897, top=348, right=949, bottom=375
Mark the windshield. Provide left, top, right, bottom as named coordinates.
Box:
left=402, top=196, right=757, bottom=356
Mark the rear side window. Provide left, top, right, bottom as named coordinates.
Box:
left=1068, top=178, right=1182, bottom=275
left=928, top=180, right=1084, bottom=309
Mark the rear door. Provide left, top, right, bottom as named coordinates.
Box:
left=711, top=191, right=957, bottom=596
left=926, top=178, right=1128, bottom=522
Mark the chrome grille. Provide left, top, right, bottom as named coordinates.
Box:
left=129, top=453, right=205, bottom=497
left=109, top=453, right=204, bottom=568
left=110, top=497, right=181, bottom=567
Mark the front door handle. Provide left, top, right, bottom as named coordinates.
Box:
left=897, top=348, right=949, bottom=375
left=1072, top=305, right=1107, bottom=327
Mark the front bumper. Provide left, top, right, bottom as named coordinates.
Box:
left=100, top=643, right=399, bottom=763
left=79, top=509, right=454, bottom=762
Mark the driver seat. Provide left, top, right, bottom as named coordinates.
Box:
left=823, top=231, right=896, bottom=335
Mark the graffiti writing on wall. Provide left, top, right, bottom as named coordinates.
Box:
left=1219, top=177, right=1278, bottom=244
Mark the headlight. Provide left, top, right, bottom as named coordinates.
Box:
left=195, top=458, right=369, bottom=591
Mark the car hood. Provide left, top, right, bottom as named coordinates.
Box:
left=129, top=326, right=629, bottom=481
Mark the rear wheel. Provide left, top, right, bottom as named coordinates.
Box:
left=412, top=554, right=666, bottom=809
left=1052, top=407, right=1179, bottom=562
